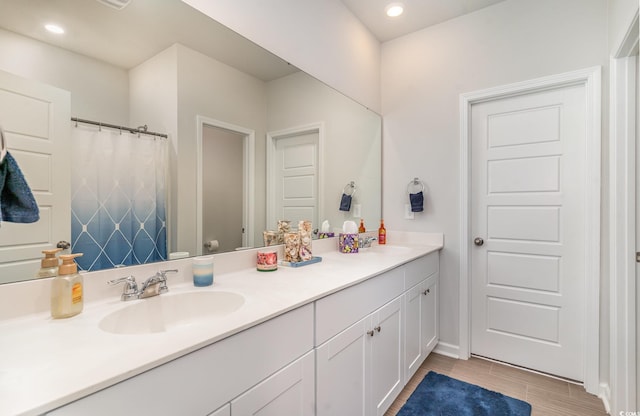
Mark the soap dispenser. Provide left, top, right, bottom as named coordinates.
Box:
left=37, top=248, right=62, bottom=278
left=51, top=253, right=84, bottom=319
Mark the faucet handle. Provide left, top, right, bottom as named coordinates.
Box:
left=108, top=276, right=139, bottom=301
left=157, top=269, right=177, bottom=294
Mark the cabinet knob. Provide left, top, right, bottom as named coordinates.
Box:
left=367, top=330, right=375, bottom=337
left=375, top=325, right=381, bottom=333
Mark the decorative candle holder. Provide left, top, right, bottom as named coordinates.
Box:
left=298, top=220, right=313, bottom=261
left=257, top=251, right=278, bottom=272
left=192, top=256, right=214, bottom=286
left=277, top=220, right=291, bottom=244
left=263, top=230, right=278, bottom=247
left=284, top=232, right=301, bottom=262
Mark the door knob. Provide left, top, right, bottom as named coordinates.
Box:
left=57, top=241, right=71, bottom=249
left=473, top=237, right=484, bottom=246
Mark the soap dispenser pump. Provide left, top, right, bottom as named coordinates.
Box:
left=37, top=248, right=62, bottom=278
left=51, top=253, right=84, bottom=319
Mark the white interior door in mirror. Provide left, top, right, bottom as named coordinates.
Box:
left=269, top=127, right=320, bottom=230
left=0, top=70, right=70, bottom=284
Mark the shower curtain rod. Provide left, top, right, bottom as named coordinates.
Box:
left=71, top=117, right=168, bottom=138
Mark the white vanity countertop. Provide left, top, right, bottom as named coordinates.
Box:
left=0, top=239, right=442, bottom=416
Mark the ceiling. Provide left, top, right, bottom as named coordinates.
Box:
left=341, top=0, right=509, bottom=42
left=0, top=0, right=297, bottom=81
left=0, top=0, right=508, bottom=77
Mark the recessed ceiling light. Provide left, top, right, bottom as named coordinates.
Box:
left=45, top=24, right=65, bottom=34
left=385, top=3, right=404, bottom=18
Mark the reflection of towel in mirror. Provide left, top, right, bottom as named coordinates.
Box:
left=339, top=193, right=352, bottom=211
left=410, top=191, right=424, bottom=212
left=0, top=152, right=39, bottom=223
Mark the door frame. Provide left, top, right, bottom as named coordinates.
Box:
left=265, top=122, right=324, bottom=229
left=609, top=10, right=639, bottom=414
left=196, top=115, right=255, bottom=255
left=459, top=67, right=602, bottom=393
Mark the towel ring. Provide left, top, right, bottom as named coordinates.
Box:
left=343, top=181, right=357, bottom=197
left=407, top=177, right=424, bottom=194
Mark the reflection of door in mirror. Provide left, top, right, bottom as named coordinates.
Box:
left=0, top=70, right=71, bottom=284
left=202, top=125, right=244, bottom=253
left=267, top=124, right=322, bottom=232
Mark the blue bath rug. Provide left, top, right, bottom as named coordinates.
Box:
left=397, top=371, right=532, bottom=416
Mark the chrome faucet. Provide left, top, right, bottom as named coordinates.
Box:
left=358, top=236, right=377, bottom=248
left=107, top=275, right=139, bottom=301
left=108, top=269, right=178, bottom=301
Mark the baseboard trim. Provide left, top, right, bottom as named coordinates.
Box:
left=433, top=342, right=460, bottom=359
left=599, top=382, right=611, bottom=414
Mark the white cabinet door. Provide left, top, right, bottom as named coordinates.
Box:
left=317, top=296, right=403, bottom=416
left=370, top=297, right=403, bottom=416
left=404, top=281, right=424, bottom=383
left=404, top=273, right=439, bottom=383
left=209, top=404, right=230, bottom=416
left=231, top=351, right=315, bottom=416
left=422, top=275, right=438, bottom=356
left=316, top=317, right=370, bottom=416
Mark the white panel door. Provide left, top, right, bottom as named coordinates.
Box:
left=471, top=85, right=586, bottom=381
left=0, top=70, right=70, bottom=283
left=273, top=132, right=318, bottom=228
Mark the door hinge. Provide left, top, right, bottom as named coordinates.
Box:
left=637, top=252, right=640, bottom=263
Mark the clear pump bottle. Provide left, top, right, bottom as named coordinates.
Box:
left=51, top=253, right=84, bottom=319
left=37, top=248, right=62, bottom=278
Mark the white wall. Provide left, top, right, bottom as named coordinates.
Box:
left=130, top=44, right=267, bottom=257
left=180, top=0, right=382, bottom=114
left=380, top=0, right=609, bottom=366
left=0, top=28, right=129, bottom=124
left=129, top=46, right=179, bottom=253
left=608, top=0, right=639, bottom=56
left=176, top=44, right=268, bottom=256
left=267, top=71, right=382, bottom=232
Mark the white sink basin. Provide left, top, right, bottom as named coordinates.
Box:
left=99, top=291, right=245, bottom=335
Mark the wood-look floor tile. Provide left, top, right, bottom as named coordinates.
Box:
left=489, top=361, right=571, bottom=395
left=384, top=353, right=607, bottom=416
left=567, top=382, right=603, bottom=404
left=526, top=385, right=606, bottom=415
left=449, top=366, right=528, bottom=401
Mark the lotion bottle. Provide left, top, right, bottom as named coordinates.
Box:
left=37, top=248, right=62, bottom=278
left=51, top=253, right=84, bottom=319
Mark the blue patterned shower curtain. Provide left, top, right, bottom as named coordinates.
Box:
left=70, top=124, right=167, bottom=271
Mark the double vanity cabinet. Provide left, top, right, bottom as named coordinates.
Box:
left=45, top=249, right=439, bottom=416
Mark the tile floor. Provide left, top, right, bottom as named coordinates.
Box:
left=385, top=353, right=608, bottom=416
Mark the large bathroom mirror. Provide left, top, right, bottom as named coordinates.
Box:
left=0, top=0, right=381, bottom=284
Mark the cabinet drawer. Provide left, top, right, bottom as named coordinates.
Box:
left=315, top=267, right=404, bottom=346
left=405, top=252, right=438, bottom=289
